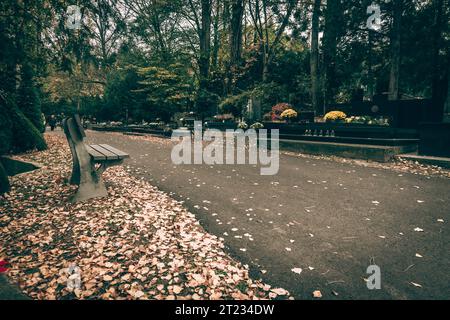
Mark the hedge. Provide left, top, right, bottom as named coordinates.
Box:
left=0, top=161, right=9, bottom=195
left=0, top=102, right=13, bottom=155
left=10, top=107, right=47, bottom=153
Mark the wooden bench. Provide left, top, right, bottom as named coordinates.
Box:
left=63, top=115, right=129, bottom=202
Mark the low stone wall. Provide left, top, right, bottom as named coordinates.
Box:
left=91, top=125, right=171, bottom=137
left=280, top=139, right=418, bottom=162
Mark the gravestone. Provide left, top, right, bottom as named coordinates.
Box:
left=247, top=97, right=262, bottom=122
left=419, top=122, right=450, bottom=157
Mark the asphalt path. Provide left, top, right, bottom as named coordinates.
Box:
left=73, top=130, right=449, bottom=300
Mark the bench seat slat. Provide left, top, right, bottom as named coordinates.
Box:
left=85, top=145, right=107, bottom=161
left=99, top=144, right=130, bottom=159
left=90, top=144, right=120, bottom=160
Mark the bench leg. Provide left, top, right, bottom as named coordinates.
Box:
left=72, top=178, right=108, bottom=203
left=71, top=180, right=108, bottom=203
left=70, top=160, right=108, bottom=203
left=70, top=160, right=124, bottom=203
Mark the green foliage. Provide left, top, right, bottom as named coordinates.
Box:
left=219, top=92, right=250, bottom=118
left=103, top=67, right=141, bottom=121
left=195, top=89, right=220, bottom=119
left=17, top=62, right=45, bottom=133
left=41, top=97, right=77, bottom=118
left=137, top=64, right=194, bottom=122
left=251, top=83, right=290, bottom=113
left=2, top=0, right=446, bottom=128
left=0, top=95, right=13, bottom=155
left=0, top=91, right=46, bottom=154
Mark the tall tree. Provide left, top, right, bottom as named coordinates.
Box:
left=322, top=0, right=341, bottom=106
left=430, top=0, right=448, bottom=121
left=199, top=0, right=212, bottom=87
left=86, top=0, right=128, bottom=68
left=388, top=0, right=403, bottom=100
left=17, top=62, right=44, bottom=132
left=125, top=0, right=182, bottom=61
left=227, top=0, right=245, bottom=92
left=310, top=0, right=321, bottom=114
left=230, top=0, right=245, bottom=69
left=248, top=0, right=298, bottom=82
left=211, top=0, right=222, bottom=71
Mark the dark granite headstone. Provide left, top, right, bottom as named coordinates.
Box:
left=419, top=122, right=450, bottom=157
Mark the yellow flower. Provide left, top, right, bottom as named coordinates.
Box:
left=280, top=109, right=298, bottom=120
left=324, top=111, right=347, bottom=122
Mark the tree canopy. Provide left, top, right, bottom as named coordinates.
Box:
left=1, top=0, right=449, bottom=137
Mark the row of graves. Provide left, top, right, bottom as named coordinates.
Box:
left=206, top=93, right=450, bottom=162
left=89, top=93, right=449, bottom=163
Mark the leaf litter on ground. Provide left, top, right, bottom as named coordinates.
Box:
left=0, top=134, right=291, bottom=300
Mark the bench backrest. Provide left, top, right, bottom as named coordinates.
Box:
left=73, top=114, right=86, bottom=138
left=63, top=115, right=91, bottom=185
left=63, top=115, right=86, bottom=141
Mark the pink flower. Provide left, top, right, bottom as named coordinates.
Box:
left=0, top=260, right=9, bottom=273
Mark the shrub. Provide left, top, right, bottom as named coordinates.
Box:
left=0, top=162, right=10, bottom=195
left=219, top=92, right=250, bottom=118
left=10, top=107, right=47, bottom=153
left=280, top=109, right=298, bottom=121
left=250, top=83, right=289, bottom=114
left=263, top=112, right=272, bottom=121
left=0, top=95, right=13, bottom=155
left=271, top=103, right=293, bottom=121
left=17, top=62, right=45, bottom=133
left=196, top=89, right=220, bottom=119
left=324, top=111, right=347, bottom=123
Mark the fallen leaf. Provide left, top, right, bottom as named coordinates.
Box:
left=271, top=288, right=288, bottom=296
left=173, top=285, right=183, bottom=294
left=312, top=290, right=322, bottom=298
left=291, top=268, right=302, bottom=275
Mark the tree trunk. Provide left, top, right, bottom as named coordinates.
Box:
left=445, top=66, right=450, bottom=116
left=431, top=0, right=446, bottom=122
left=388, top=0, right=403, bottom=101
left=367, top=30, right=375, bottom=99
left=199, top=0, right=212, bottom=89
left=261, top=0, right=270, bottom=82
left=228, top=0, right=244, bottom=91
left=262, top=56, right=269, bottom=82
left=211, top=0, right=221, bottom=71
left=310, top=0, right=321, bottom=115
left=323, top=0, right=340, bottom=106
left=230, top=0, right=244, bottom=68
